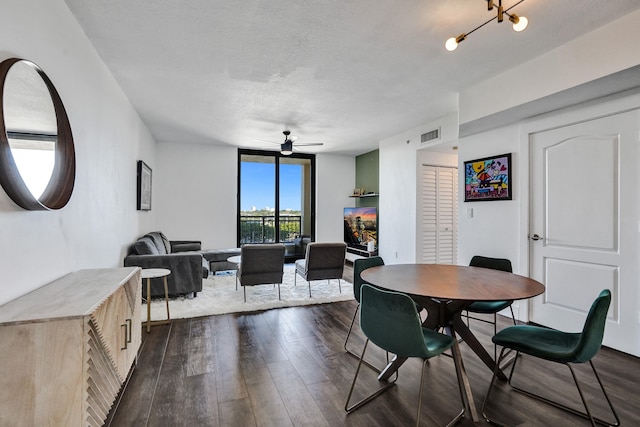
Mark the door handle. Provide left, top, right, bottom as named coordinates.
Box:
left=528, top=233, right=543, bottom=241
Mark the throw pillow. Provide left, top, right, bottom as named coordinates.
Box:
left=134, top=237, right=159, bottom=255
left=159, top=232, right=171, bottom=253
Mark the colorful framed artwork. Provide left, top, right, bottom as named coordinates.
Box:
left=137, top=160, right=152, bottom=210
left=464, top=153, right=512, bottom=202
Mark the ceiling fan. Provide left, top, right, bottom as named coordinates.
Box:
left=255, top=130, right=324, bottom=155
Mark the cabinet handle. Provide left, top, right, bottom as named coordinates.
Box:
left=121, top=324, right=128, bottom=350
left=126, top=318, right=132, bottom=343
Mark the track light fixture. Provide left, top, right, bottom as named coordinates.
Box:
left=445, top=0, right=528, bottom=52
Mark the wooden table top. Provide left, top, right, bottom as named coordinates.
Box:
left=361, top=264, right=544, bottom=302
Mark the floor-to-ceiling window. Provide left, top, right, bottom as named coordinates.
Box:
left=238, top=149, right=315, bottom=258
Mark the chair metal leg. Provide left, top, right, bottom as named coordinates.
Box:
left=344, top=304, right=383, bottom=373
left=345, top=339, right=397, bottom=414
left=416, top=358, right=465, bottom=427
left=277, top=283, right=281, bottom=300
left=481, top=347, right=509, bottom=425
left=243, top=285, right=246, bottom=302
left=338, top=278, right=342, bottom=293
left=482, top=349, right=620, bottom=427
left=308, top=280, right=312, bottom=297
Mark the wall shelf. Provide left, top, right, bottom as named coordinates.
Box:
left=349, top=193, right=379, bottom=198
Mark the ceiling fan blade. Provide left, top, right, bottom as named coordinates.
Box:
left=251, top=138, right=279, bottom=145
left=294, top=142, right=324, bottom=147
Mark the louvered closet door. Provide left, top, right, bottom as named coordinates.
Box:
left=419, top=165, right=458, bottom=263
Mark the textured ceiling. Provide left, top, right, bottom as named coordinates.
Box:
left=64, top=0, right=640, bottom=155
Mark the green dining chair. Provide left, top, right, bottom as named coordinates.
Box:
left=481, top=289, right=619, bottom=427
left=343, top=256, right=385, bottom=370
left=345, top=284, right=465, bottom=427
left=465, top=255, right=516, bottom=360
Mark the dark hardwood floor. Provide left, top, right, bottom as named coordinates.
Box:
left=108, top=301, right=640, bottom=426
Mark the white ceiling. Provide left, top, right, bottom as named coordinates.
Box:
left=63, top=0, right=640, bottom=156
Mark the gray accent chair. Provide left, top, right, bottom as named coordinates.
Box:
left=294, top=242, right=347, bottom=297
left=238, top=243, right=286, bottom=302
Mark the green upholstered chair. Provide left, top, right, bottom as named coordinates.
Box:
left=345, top=284, right=465, bottom=427
left=481, top=289, right=619, bottom=427
left=465, top=255, right=516, bottom=359
left=343, top=256, right=385, bottom=370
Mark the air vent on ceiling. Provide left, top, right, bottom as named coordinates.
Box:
left=421, top=128, right=440, bottom=143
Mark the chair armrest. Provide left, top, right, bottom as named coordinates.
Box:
left=170, top=240, right=202, bottom=252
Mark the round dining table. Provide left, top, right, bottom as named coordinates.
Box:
left=361, top=263, right=545, bottom=422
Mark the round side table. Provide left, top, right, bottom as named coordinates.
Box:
left=141, top=268, right=171, bottom=333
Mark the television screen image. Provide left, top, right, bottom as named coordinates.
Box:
left=344, top=207, right=377, bottom=249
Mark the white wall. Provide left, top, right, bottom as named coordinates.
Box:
left=154, top=145, right=355, bottom=247
left=0, top=0, right=156, bottom=305
left=155, top=142, right=237, bottom=248
left=379, top=113, right=459, bottom=264
left=456, top=125, right=523, bottom=270
left=316, top=153, right=355, bottom=242
left=460, top=9, right=640, bottom=125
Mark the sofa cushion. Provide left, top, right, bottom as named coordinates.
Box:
left=134, top=237, right=159, bottom=255
left=172, top=242, right=201, bottom=252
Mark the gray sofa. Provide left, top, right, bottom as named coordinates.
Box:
left=124, top=231, right=239, bottom=298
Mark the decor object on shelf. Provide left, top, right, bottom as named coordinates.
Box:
left=445, top=0, right=528, bottom=52
left=464, top=153, right=512, bottom=202
left=0, top=57, right=75, bottom=210
left=137, top=160, right=152, bottom=210
left=0, top=268, right=141, bottom=426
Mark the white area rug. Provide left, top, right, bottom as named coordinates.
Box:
left=145, top=264, right=354, bottom=320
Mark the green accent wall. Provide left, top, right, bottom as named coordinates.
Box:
left=355, top=149, right=379, bottom=208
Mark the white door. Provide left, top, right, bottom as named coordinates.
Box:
left=529, top=109, right=640, bottom=356
left=419, top=165, right=458, bottom=264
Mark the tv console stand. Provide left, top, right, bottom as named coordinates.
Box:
left=346, top=246, right=377, bottom=259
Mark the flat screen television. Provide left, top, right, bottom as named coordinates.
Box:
left=343, top=207, right=377, bottom=250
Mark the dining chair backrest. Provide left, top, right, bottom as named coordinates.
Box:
left=360, top=284, right=430, bottom=359
left=353, top=256, right=384, bottom=303
left=573, top=289, right=611, bottom=363
left=469, top=255, right=512, bottom=273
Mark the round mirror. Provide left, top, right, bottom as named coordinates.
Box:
left=0, top=58, right=75, bottom=210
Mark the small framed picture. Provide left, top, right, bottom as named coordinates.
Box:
left=137, top=160, right=152, bottom=210
left=464, top=153, right=512, bottom=202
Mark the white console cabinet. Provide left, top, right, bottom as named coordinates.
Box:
left=0, top=267, right=141, bottom=426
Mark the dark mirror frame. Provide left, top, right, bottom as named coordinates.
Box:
left=0, top=58, right=75, bottom=210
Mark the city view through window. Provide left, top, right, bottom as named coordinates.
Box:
left=239, top=152, right=314, bottom=246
